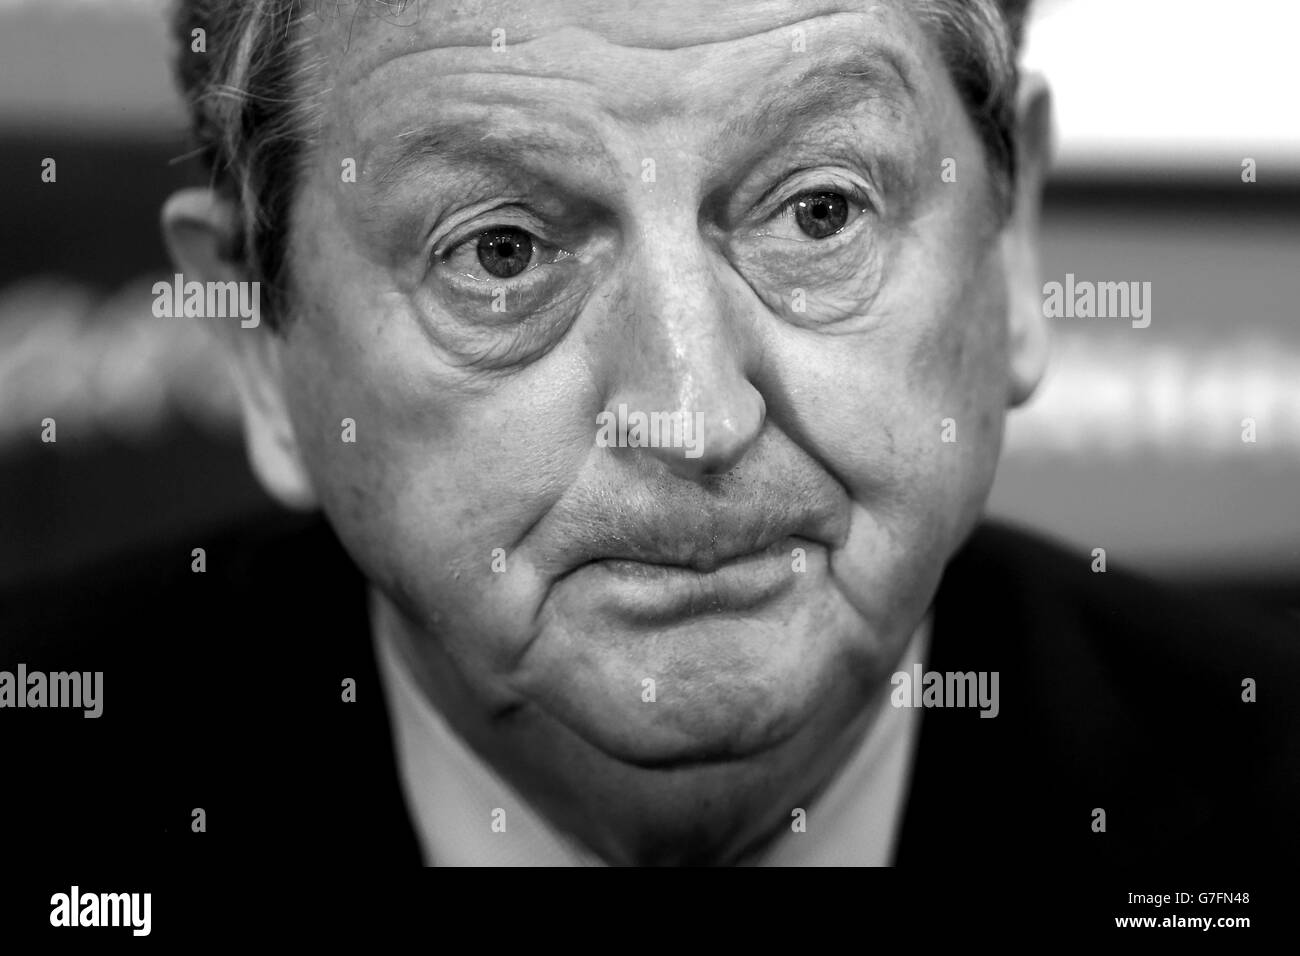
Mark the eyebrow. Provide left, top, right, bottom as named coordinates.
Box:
left=365, top=121, right=608, bottom=204
left=720, top=46, right=921, bottom=145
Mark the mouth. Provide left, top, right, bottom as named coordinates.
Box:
left=595, top=534, right=789, bottom=575
left=565, top=511, right=814, bottom=571
left=538, top=473, right=848, bottom=625
left=566, top=535, right=816, bottom=623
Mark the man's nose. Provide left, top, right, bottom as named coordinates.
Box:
left=598, top=229, right=765, bottom=481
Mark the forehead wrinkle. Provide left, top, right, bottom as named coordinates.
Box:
left=357, top=88, right=622, bottom=204
left=719, top=44, right=920, bottom=147
left=353, top=61, right=626, bottom=196
left=331, top=4, right=934, bottom=207
left=332, top=5, right=909, bottom=123
left=368, top=123, right=569, bottom=196
left=329, top=4, right=887, bottom=88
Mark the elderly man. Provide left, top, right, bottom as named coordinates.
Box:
left=4, top=0, right=1296, bottom=874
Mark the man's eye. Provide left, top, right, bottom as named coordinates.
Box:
left=439, top=224, right=571, bottom=283
left=475, top=227, right=533, bottom=278
left=757, top=189, right=867, bottom=244
left=788, top=191, right=851, bottom=239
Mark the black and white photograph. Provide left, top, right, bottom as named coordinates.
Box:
left=1, top=0, right=1296, bottom=939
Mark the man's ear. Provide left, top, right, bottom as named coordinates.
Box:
left=161, top=188, right=318, bottom=510
left=1001, top=70, right=1053, bottom=407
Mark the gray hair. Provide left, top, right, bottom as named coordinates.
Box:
left=170, top=0, right=1032, bottom=330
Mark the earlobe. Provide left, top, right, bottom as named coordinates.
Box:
left=1003, top=71, right=1054, bottom=408
left=161, top=188, right=318, bottom=511
left=234, top=338, right=320, bottom=511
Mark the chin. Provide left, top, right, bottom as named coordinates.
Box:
left=518, top=612, right=869, bottom=770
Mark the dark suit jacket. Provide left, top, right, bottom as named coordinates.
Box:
left=3, top=512, right=1297, bottom=869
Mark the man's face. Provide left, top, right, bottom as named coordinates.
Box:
left=266, top=0, right=1025, bottom=857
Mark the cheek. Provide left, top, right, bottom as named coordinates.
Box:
left=922, top=251, right=1013, bottom=531
left=778, top=307, right=1007, bottom=514
left=773, top=240, right=1010, bottom=616
left=277, top=276, right=597, bottom=666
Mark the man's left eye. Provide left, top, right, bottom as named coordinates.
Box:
left=475, top=227, right=534, bottom=278
left=792, top=191, right=850, bottom=238
left=766, top=189, right=861, bottom=241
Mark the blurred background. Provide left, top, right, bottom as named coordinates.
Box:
left=1, top=0, right=1297, bottom=613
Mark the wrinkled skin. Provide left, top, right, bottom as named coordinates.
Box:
left=168, top=0, right=1048, bottom=865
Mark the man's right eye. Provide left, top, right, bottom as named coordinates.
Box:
left=790, top=191, right=852, bottom=239
left=421, top=214, right=594, bottom=369
left=474, top=227, right=533, bottom=278
left=438, top=225, right=571, bottom=285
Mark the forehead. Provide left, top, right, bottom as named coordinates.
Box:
left=308, top=0, right=944, bottom=159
